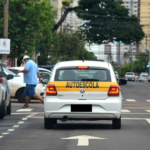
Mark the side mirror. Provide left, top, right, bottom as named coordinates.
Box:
left=7, top=74, right=14, bottom=80
left=119, top=79, right=127, bottom=85
left=0, top=72, right=6, bottom=77
left=42, top=78, right=49, bottom=84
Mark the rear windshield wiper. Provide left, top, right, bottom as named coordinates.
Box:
left=82, top=79, right=99, bottom=81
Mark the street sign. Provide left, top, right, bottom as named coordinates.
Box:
left=61, top=135, right=107, bottom=146
left=0, top=39, right=10, bottom=54
left=116, top=61, right=122, bottom=63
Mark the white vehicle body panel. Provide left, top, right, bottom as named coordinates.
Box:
left=44, top=61, right=122, bottom=120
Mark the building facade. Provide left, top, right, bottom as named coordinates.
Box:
left=119, top=0, right=139, bottom=64
left=139, top=0, right=150, bottom=52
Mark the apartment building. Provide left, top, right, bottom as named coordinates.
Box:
left=49, top=0, right=62, bottom=32
left=118, top=0, right=139, bottom=64
left=139, top=0, right=150, bottom=51
left=61, top=0, right=82, bottom=33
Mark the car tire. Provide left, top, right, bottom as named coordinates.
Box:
left=16, top=88, right=26, bottom=103
left=44, top=117, right=56, bottom=129
left=0, top=100, right=6, bottom=119
left=7, top=100, right=11, bottom=115
left=112, top=117, right=121, bottom=129
left=148, top=80, right=150, bottom=82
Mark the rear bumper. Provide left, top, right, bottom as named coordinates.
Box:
left=44, top=96, right=122, bottom=119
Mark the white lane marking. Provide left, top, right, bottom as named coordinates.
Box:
left=7, top=129, right=14, bottom=132
left=22, top=118, right=28, bottom=120
left=26, top=116, right=32, bottom=117
left=146, top=100, right=150, bottom=102
left=18, top=121, right=24, bottom=124
left=13, top=125, right=19, bottom=128
left=126, top=99, right=136, bottom=102
left=0, top=136, right=3, bottom=138
left=145, top=110, right=150, bottom=112
left=146, top=119, right=150, bottom=124
left=17, top=109, right=33, bottom=112
left=2, top=133, right=9, bottom=135
left=62, top=135, right=107, bottom=146
left=12, top=113, right=32, bottom=115
left=121, top=109, right=130, bottom=112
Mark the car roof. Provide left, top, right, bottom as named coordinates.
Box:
left=55, top=61, right=110, bottom=69
left=9, top=67, right=51, bottom=73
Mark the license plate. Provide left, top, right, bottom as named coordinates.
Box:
left=71, top=105, right=92, bottom=112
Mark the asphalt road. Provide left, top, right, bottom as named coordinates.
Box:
left=1, top=81, right=150, bottom=150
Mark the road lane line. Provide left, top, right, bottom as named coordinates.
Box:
left=2, top=133, right=9, bottom=135
left=13, top=125, right=19, bottom=128
left=146, top=119, right=150, bottom=124
left=146, top=100, right=150, bottom=102
left=7, top=129, right=14, bottom=132
left=18, top=121, right=24, bottom=124
left=17, top=109, right=33, bottom=112
left=145, top=110, right=150, bottom=112
left=121, top=109, right=130, bottom=112
left=22, top=118, right=28, bottom=120
left=126, top=99, right=136, bottom=102
left=0, top=136, right=3, bottom=138
left=12, top=113, right=32, bottom=115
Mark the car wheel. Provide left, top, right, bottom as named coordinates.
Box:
left=148, top=80, right=150, bottom=82
left=7, top=100, right=11, bottom=115
left=0, top=100, right=6, bottom=119
left=16, top=88, right=26, bottom=103
left=44, top=117, right=56, bottom=129
left=112, top=117, right=121, bottom=129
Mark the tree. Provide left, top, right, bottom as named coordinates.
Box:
left=53, top=0, right=144, bottom=44
left=48, top=33, right=96, bottom=64
left=0, top=0, right=56, bottom=65
left=132, top=52, right=149, bottom=73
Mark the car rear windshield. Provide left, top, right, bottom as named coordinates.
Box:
left=126, top=73, right=134, bottom=75
left=54, top=68, right=111, bottom=81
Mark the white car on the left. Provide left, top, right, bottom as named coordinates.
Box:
left=3, top=68, right=49, bottom=103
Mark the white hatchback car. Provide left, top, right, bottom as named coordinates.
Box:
left=44, top=61, right=126, bottom=129
left=4, top=68, right=51, bottom=103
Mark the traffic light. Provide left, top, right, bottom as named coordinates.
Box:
left=119, top=41, right=122, bottom=43
left=147, top=65, right=149, bottom=68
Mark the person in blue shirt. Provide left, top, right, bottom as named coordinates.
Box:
left=18, top=55, right=44, bottom=108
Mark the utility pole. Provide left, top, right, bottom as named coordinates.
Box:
left=118, top=42, right=120, bottom=61
left=1, top=0, right=9, bottom=68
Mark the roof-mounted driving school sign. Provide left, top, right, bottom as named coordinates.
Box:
left=0, top=39, right=10, bottom=54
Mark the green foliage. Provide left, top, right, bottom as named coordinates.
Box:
left=132, top=52, right=149, bottom=74
left=62, top=0, right=73, bottom=8
left=0, top=0, right=56, bottom=62
left=115, top=63, right=131, bottom=77
left=49, top=33, right=96, bottom=64
left=76, top=0, right=144, bottom=44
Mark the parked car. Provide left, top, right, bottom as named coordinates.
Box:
left=0, top=64, right=13, bottom=119
left=8, top=67, right=52, bottom=75
left=3, top=68, right=51, bottom=103
left=115, top=71, right=119, bottom=81
left=139, top=72, right=148, bottom=82
left=125, top=72, right=135, bottom=81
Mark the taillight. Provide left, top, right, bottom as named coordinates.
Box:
left=134, top=76, right=135, bottom=78
left=0, top=77, right=3, bottom=83
left=125, top=75, right=126, bottom=77
left=46, top=85, right=57, bottom=96
left=108, top=85, right=119, bottom=96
